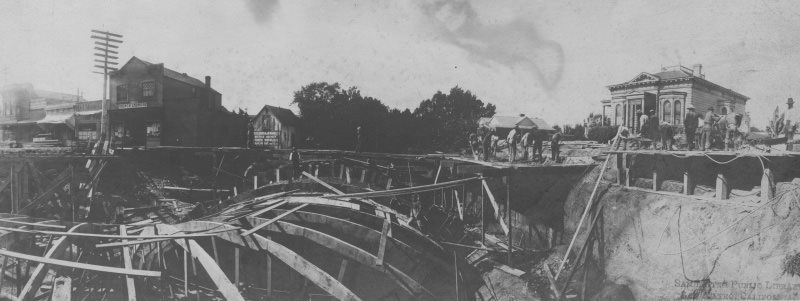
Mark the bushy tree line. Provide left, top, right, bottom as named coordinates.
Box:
left=292, top=82, right=496, bottom=153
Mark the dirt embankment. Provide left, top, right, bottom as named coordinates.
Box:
left=565, top=164, right=800, bottom=300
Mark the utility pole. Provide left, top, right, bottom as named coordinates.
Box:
left=90, top=29, right=123, bottom=141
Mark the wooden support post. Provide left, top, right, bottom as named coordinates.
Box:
left=253, top=175, right=258, bottom=190
left=453, top=249, right=459, bottom=301
left=385, top=177, right=392, bottom=190
left=235, top=247, right=240, bottom=287
left=377, top=218, right=390, bottom=266
left=616, top=153, right=624, bottom=185
left=266, top=236, right=273, bottom=298
left=506, top=176, right=512, bottom=266
left=716, top=173, right=729, bottom=200
left=624, top=154, right=631, bottom=187
left=339, top=164, right=344, bottom=179
left=481, top=179, right=509, bottom=234
left=346, top=167, right=351, bottom=184
left=0, top=255, right=7, bottom=293
left=360, top=169, right=366, bottom=183
left=315, top=165, right=319, bottom=178
left=683, top=163, right=694, bottom=196
left=120, top=225, right=137, bottom=301
left=183, top=246, right=189, bottom=296
left=652, top=159, right=659, bottom=191
left=276, top=168, right=281, bottom=182
left=10, top=165, right=15, bottom=213
left=454, top=190, right=464, bottom=221
left=481, top=181, right=485, bottom=246
left=762, top=168, right=774, bottom=203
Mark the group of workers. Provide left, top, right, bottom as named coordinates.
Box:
left=473, top=126, right=562, bottom=163
left=629, top=103, right=740, bottom=151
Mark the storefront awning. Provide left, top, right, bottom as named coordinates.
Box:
left=75, top=110, right=102, bottom=116
left=37, top=113, right=75, bottom=129
left=0, top=120, right=37, bottom=126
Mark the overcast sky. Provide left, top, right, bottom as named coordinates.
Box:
left=1, top=0, right=798, bottom=127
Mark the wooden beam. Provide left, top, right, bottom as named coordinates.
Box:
left=220, top=218, right=433, bottom=299
left=481, top=179, right=509, bottom=235
left=0, top=249, right=160, bottom=277
left=0, top=225, right=238, bottom=240
left=171, top=222, right=363, bottom=301
left=716, top=173, right=729, bottom=200
left=94, top=227, right=243, bottom=249
left=376, top=218, right=390, bottom=267
left=156, top=224, right=245, bottom=301
left=454, top=190, right=464, bottom=221
left=302, top=171, right=344, bottom=195
left=162, top=186, right=230, bottom=192
left=762, top=168, right=774, bottom=203
left=434, top=161, right=442, bottom=184
left=120, top=225, right=137, bottom=301
left=18, top=223, right=87, bottom=300
left=239, top=204, right=310, bottom=236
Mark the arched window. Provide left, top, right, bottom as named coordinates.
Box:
left=615, top=104, right=622, bottom=126
left=663, top=100, right=672, bottom=124
left=721, top=107, right=728, bottom=115
left=674, top=100, right=682, bottom=124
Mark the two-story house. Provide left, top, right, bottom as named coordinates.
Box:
left=109, top=57, right=245, bottom=147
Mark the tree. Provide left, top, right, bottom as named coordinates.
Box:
left=412, top=86, right=496, bottom=152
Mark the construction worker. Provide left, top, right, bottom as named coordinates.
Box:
left=290, top=147, right=301, bottom=180
left=645, top=109, right=660, bottom=150
left=482, top=128, right=493, bottom=161
left=532, top=129, right=545, bottom=162
left=491, top=132, right=500, bottom=160
left=683, top=104, right=699, bottom=150
left=700, top=107, right=719, bottom=151
left=659, top=121, right=674, bottom=151
left=507, top=126, right=519, bottom=163
left=520, top=130, right=532, bottom=161
left=785, top=98, right=798, bottom=151
left=637, top=109, right=647, bottom=134
left=550, top=130, right=562, bottom=163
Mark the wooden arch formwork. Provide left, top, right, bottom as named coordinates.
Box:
left=0, top=194, right=476, bottom=300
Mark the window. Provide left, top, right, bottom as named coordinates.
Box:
left=674, top=101, right=682, bottom=124
left=662, top=100, right=672, bottom=124
left=78, top=124, right=98, bottom=141
left=141, top=81, right=156, bottom=98
left=615, top=104, right=622, bottom=126
left=117, top=85, right=128, bottom=102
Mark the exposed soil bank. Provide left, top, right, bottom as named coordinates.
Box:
left=565, top=164, right=800, bottom=300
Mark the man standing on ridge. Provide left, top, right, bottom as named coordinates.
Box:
left=785, top=98, right=798, bottom=151
left=683, top=104, right=699, bottom=150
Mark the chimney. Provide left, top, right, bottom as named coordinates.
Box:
left=692, top=64, right=703, bottom=78
left=519, top=114, right=525, bottom=117
left=205, top=76, right=211, bottom=88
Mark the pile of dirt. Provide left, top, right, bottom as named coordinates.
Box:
left=564, top=164, right=800, bottom=300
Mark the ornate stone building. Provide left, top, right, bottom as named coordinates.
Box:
left=601, top=64, right=748, bottom=131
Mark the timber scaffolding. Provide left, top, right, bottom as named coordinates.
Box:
left=0, top=145, right=598, bottom=300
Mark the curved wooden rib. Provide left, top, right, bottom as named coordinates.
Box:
left=19, top=223, right=88, bottom=300
left=263, top=208, right=451, bottom=271
left=155, top=224, right=245, bottom=301
left=167, top=222, right=362, bottom=301
left=205, top=217, right=435, bottom=299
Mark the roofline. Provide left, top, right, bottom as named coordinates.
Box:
left=607, top=76, right=749, bottom=100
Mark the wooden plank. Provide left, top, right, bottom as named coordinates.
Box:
left=162, top=186, right=230, bottom=192
left=18, top=223, right=87, bottom=300
left=329, top=177, right=479, bottom=199
left=762, top=168, right=774, bottom=203
left=0, top=218, right=66, bottom=229
left=434, top=161, right=442, bottom=184
left=302, top=171, right=344, bottom=195
left=481, top=180, right=508, bottom=235
left=0, top=225, right=237, bottom=240
left=716, top=173, right=729, bottom=200
left=454, top=190, right=464, bottom=221
left=172, top=222, right=363, bottom=301
left=240, top=203, right=310, bottom=236
left=120, top=225, right=137, bottom=301
left=376, top=218, right=390, bottom=267
left=0, top=249, right=160, bottom=277
left=94, top=227, right=243, bottom=249
left=157, top=224, right=244, bottom=301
